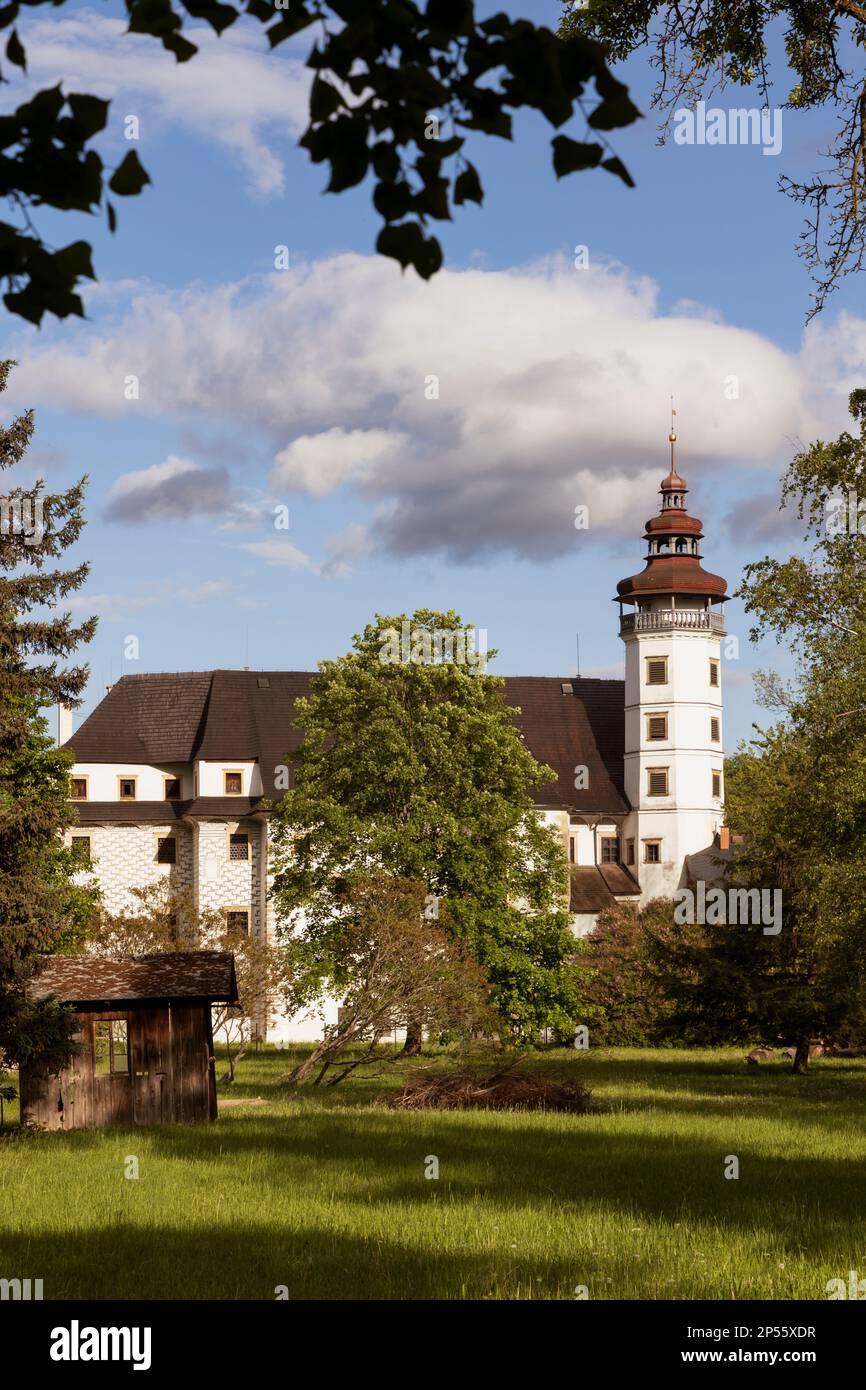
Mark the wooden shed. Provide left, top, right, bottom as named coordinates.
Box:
left=20, top=951, right=238, bottom=1130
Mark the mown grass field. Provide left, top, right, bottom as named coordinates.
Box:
left=1, top=1046, right=864, bottom=1300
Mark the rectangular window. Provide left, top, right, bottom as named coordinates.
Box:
left=224, top=770, right=243, bottom=795
left=600, top=836, right=619, bottom=864
left=712, top=769, right=722, bottom=799
left=643, top=839, right=662, bottom=864
left=93, top=1020, right=129, bottom=1075
left=224, top=909, right=249, bottom=937
left=626, top=838, right=635, bottom=866
left=156, top=835, right=177, bottom=865
left=646, top=656, right=668, bottom=686
left=647, top=767, right=669, bottom=797
left=710, top=716, right=720, bottom=742
left=569, top=836, right=575, bottom=864
left=70, top=776, right=88, bottom=801
left=70, top=834, right=92, bottom=868
left=164, top=776, right=181, bottom=800
left=229, top=832, right=250, bottom=862
left=709, top=658, right=720, bottom=687
left=118, top=777, right=137, bottom=801
left=646, top=713, right=668, bottom=741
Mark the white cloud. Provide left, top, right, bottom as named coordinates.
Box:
left=272, top=428, right=408, bottom=497
left=18, top=11, right=310, bottom=198
left=64, top=579, right=232, bottom=621
left=322, top=522, right=373, bottom=577
left=8, top=251, right=855, bottom=561
left=238, top=538, right=319, bottom=571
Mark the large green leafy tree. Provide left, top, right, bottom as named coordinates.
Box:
left=0, top=1, right=638, bottom=324
left=0, top=358, right=98, bottom=1070
left=269, top=609, right=588, bottom=1043
left=562, top=1, right=866, bottom=319
left=654, top=389, right=866, bottom=1070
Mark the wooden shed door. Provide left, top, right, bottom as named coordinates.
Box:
left=129, top=1008, right=172, bottom=1124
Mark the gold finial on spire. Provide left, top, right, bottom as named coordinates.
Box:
left=669, top=396, right=677, bottom=446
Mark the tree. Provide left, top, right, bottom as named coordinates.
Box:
left=0, top=1, right=639, bottom=323
left=561, top=1, right=866, bottom=320
left=657, top=389, right=866, bottom=1070
left=269, top=608, right=589, bottom=1046
left=0, top=358, right=98, bottom=1071
left=581, top=897, right=701, bottom=1046
left=285, top=876, right=494, bottom=1085
left=86, top=881, right=294, bottom=1081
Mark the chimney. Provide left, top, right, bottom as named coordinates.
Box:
left=57, top=704, right=73, bottom=746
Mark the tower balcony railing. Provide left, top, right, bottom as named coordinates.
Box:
left=620, top=609, right=726, bottom=636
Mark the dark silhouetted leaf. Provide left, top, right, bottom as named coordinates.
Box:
left=601, top=155, right=635, bottom=187
left=551, top=134, right=603, bottom=177
left=377, top=221, right=443, bottom=279
left=454, top=163, right=483, bottom=205
left=6, top=28, right=25, bottom=71
left=109, top=150, right=150, bottom=196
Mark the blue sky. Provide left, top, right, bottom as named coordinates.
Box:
left=5, top=0, right=865, bottom=748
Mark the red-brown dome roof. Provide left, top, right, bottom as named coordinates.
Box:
left=645, top=512, right=703, bottom=536
left=617, top=557, right=727, bottom=600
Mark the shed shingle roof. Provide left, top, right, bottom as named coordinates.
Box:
left=30, top=951, right=239, bottom=1005
left=69, top=669, right=628, bottom=815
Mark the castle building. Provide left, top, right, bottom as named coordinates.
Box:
left=63, top=435, right=727, bottom=1039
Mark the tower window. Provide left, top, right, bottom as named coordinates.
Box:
left=224, top=770, right=243, bottom=795
left=647, top=713, right=668, bottom=741
left=643, top=839, right=662, bottom=864
left=709, top=658, right=720, bottom=687
left=118, top=776, right=137, bottom=801
left=712, top=770, right=722, bottom=799
left=647, top=768, right=669, bottom=797
left=164, top=776, right=181, bottom=800
left=646, top=656, right=668, bottom=686
left=600, top=836, right=619, bottom=864
left=70, top=776, right=88, bottom=801
left=710, top=716, right=720, bottom=742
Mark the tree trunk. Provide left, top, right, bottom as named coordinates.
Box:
left=402, top=1020, right=423, bottom=1055
left=286, top=1042, right=327, bottom=1085
left=792, top=1040, right=810, bottom=1074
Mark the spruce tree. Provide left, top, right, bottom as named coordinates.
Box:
left=0, top=358, right=97, bottom=1070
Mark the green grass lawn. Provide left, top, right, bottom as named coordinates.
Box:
left=1, top=1046, right=865, bottom=1300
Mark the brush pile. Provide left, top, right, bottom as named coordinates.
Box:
left=381, top=1063, right=592, bottom=1114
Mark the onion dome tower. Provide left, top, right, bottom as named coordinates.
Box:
left=616, top=429, right=727, bottom=611
left=616, top=424, right=728, bottom=897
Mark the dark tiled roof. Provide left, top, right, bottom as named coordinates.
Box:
left=684, top=837, right=737, bottom=887
left=30, top=951, right=239, bottom=1005
left=71, top=801, right=191, bottom=825
left=69, top=669, right=628, bottom=815
left=69, top=671, right=213, bottom=763
left=69, top=799, right=266, bottom=825
left=503, top=676, right=627, bottom=812
left=569, top=864, right=641, bottom=913
left=599, top=863, right=642, bottom=897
